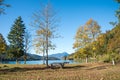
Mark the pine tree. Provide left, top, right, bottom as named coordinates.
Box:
left=0, top=0, right=10, bottom=15
left=7, top=16, right=25, bottom=64
left=0, top=33, right=7, bottom=63
left=116, top=0, right=120, bottom=23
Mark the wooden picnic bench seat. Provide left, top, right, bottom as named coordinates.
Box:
left=50, top=62, right=69, bottom=68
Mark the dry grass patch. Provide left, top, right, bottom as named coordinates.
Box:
left=0, top=63, right=120, bottom=80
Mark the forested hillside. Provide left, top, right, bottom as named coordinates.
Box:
left=67, top=24, right=120, bottom=65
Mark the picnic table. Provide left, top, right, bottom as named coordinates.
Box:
left=50, top=62, right=69, bottom=68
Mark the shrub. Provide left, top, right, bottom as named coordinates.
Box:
left=100, top=54, right=111, bottom=63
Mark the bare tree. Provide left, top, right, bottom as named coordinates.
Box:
left=31, top=2, right=59, bottom=67
left=24, top=30, right=31, bottom=64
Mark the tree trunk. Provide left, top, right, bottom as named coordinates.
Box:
left=93, top=52, right=96, bottom=62
left=112, top=58, right=115, bottom=65
left=0, top=57, right=2, bottom=64
left=24, top=55, right=27, bottom=64
left=43, top=51, right=45, bottom=65
left=46, top=21, right=49, bottom=67
left=46, top=33, right=49, bottom=67
left=16, top=59, right=19, bottom=64
left=86, top=57, right=88, bottom=63
left=46, top=50, right=48, bottom=67
left=24, top=59, right=26, bottom=64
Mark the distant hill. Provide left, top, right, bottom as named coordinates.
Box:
left=26, top=53, right=42, bottom=60
left=26, top=53, right=60, bottom=60
left=49, top=52, right=69, bottom=59
left=3, top=53, right=60, bottom=61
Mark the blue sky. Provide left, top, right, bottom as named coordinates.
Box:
left=0, top=0, right=118, bottom=55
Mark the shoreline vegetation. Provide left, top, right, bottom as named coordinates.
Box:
left=0, top=63, right=120, bottom=80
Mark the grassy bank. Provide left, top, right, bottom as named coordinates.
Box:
left=0, top=63, right=120, bottom=80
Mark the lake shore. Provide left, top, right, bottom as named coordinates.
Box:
left=1, top=60, right=74, bottom=64
left=0, top=63, right=120, bottom=80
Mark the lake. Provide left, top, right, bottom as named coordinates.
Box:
left=2, top=60, right=75, bottom=64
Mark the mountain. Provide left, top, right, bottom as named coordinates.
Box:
left=3, top=53, right=60, bottom=61
left=49, top=52, right=69, bottom=59
left=26, top=53, right=60, bottom=60
left=26, top=53, right=42, bottom=60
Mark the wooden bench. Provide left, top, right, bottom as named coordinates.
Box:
left=50, top=62, right=69, bottom=68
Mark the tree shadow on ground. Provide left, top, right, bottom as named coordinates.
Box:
left=0, top=64, right=86, bottom=74
left=0, top=63, right=111, bottom=75
left=63, top=65, right=86, bottom=69
left=0, top=65, right=50, bottom=75
left=86, top=65, right=107, bottom=70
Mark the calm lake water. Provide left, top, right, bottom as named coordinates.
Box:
left=2, top=60, right=75, bottom=64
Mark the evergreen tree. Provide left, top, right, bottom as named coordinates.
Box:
left=7, top=16, right=25, bottom=64
left=116, top=0, right=120, bottom=23
left=116, top=0, right=120, bottom=2
left=0, top=0, right=10, bottom=15
left=0, top=33, right=7, bottom=63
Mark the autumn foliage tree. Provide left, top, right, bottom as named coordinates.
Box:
left=32, top=3, right=59, bottom=67
left=74, top=46, right=92, bottom=63
left=73, top=19, right=101, bottom=48
left=107, top=25, right=120, bottom=65
left=85, top=19, right=101, bottom=60
left=34, top=30, right=46, bottom=64
left=73, top=25, right=90, bottom=49
left=73, top=19, right=101, bottom=63
left=92, top=34, right=107, bottom=61
left=0, top=33, right=7, bottom=63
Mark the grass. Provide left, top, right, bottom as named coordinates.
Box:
left=0, top=63, right=120, bottom=80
